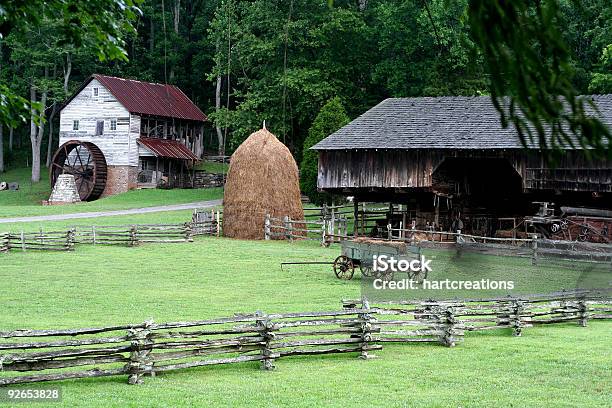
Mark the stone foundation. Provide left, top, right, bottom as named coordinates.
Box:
left=102, top=166, right=138, bottom=197
left=48, top=174, right=81, bottom=204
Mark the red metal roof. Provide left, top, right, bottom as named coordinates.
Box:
left=138, top=137, right=200, bottom=161
left=69, top=74, right=207, bottom=122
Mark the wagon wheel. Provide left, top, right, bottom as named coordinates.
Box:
left=373, top=268, right=393, bottom=281
left=333, top=255, right=355, bottom=280
left=578, top=226, right=590, bottom=242
left=50, top=141, right=107, bottom=201
left=408, top=268, right=428, bottom=283
left=360, top=265, right=374, bottom=277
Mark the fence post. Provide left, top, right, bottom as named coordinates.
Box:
left=129, top=225, right=138, bottom=247
left=216, top=211, right=221, bottom=237
left=0, top=233, right=8, bottom=253
left=256, top=311, right=275, bottom=370
left=531, top=235, right=538, bottom=265
left=127, top=320, right=154, bottom=385
left=184, top=222, right=193, bottom=242
left=510, top=299, right=524, bottom=336
left=284, top=215, right=292, bottom=241
left=65, top=229, right=76, bottom=251
left=264, top=214, right=271, bottom=240
left=455, top=229, right=462, bottom=258
left=358, top=298, right=376, bottom=359
left=438, top=305, right=457, bottom=347
left=387, top=223, right=392, bottom=241
left=92, top=226, right=97, bottom=245
left=321, top=219, right=327, bottom=247
left=577, top=297, right=588, bottom=327
left=20, top=230, right=25, bottom=252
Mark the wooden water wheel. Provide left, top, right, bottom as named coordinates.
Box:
left=50, top=141, right=108, bottom=201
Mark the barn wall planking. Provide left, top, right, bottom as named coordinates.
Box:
left=317, top=149, right=612, bottom=191
left=59, top=79, right=133, bottom=166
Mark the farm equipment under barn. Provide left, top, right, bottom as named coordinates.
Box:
left=526, top=202, right=612, bottom=243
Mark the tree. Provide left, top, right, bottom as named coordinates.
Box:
left=0, top=0, right=142, bottom=181
left=468, top=0, right=611, bottom=159
left=0, top=0, right=142, bottom=145
left=300, top=97, right=349, bottom=205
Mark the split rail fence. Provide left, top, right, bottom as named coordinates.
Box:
left=0, top=218, right=222, bottom=254
left=0, top=308, right=380, bottom=386
left=1, top=291, right=609, bottom=386
left=264, top=214, right=348, bottom=244
left=343, top=290, right=611, bottom=339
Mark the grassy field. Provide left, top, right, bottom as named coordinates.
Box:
left=0, top=167, right=224, bottom=218
left=195, top=160, right=229, bottom=173
left=0, top=237, right=610, bottom=407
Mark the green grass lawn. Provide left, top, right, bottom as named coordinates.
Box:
left=195, top=160, right=229, bottom=173
left=0, top=238, right=610, bottom=407
left=0, top=167, right=224, bottom=218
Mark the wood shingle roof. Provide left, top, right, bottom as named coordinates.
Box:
left=312, top=95, right=612, bottom=150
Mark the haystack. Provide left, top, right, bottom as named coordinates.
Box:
left=223, top=128, right=305, bottom=239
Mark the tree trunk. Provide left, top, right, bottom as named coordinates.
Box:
left=30, top=72, right=48, bottom=183
left=215, top=75, right=224, bottom=155
left=63, top=53, right=72, bottom=93
left=8, top=127, right=13, bottom=151
left=45, top=102, right=58, bottom=167
left=30, top=86, right=40, bottom=181
left=0, top=124, right=4, bottom=173
left=170, top=0, right=180, bottom=82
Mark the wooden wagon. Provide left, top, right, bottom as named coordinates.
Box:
left=333, top=238, right=424, bottom=281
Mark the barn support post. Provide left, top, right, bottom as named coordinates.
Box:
left=127, top=321, right=154, bottom=385
left=353, top=199, right=359, bottom=237
left=264, top=214, right=271, bottom=240
left=256, top=312, right=276, bottom=370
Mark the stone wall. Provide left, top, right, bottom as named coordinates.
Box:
left=102, top=165, right=138, bottom=197
left=191, top=171, right=225, bottom=189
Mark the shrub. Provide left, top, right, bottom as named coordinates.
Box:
left=300, top=97, right=349, bottom=205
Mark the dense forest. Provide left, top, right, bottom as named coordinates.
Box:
left=0, top=0, right=611, bottom=178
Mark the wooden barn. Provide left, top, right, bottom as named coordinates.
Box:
left=312, top=96, right=612, bottom=236
left=56, top=74, right=206, bottom=199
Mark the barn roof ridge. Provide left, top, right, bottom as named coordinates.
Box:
left=312, top=94, right=612, bottom=150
